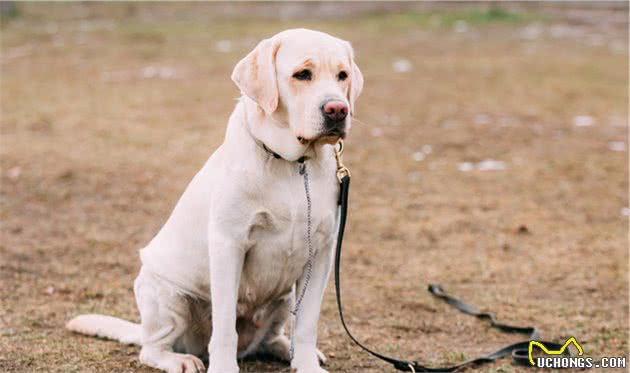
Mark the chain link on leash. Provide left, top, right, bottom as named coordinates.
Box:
left=289, top=161, right=315, bottom=361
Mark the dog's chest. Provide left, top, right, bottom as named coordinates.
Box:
left=238, top=171, right=337, bottom=309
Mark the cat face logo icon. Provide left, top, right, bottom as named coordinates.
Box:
left=528, top=337, right=583, bottom=366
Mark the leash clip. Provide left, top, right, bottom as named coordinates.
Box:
left=334, top=140, right=350, bottom=183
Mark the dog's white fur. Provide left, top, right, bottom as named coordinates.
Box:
left=67, top=28, right=363, bottom=373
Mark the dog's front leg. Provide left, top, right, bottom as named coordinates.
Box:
left=291, top=243, right=334, bottom=373
left=207, top=231, right=244, bottom=373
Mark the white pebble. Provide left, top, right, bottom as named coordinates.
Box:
left=412, top=152, right=425, bottom=162
left=477, top=159, right=506, bottom=171
left=422, top=144, right=432, bottom=154
left=574, top=115, right=595, bottom=127
left=392, top=59, right=412, bottom=73
left=457, top=162, right=474, bottom=172
left=7, top=166, right=21, bottom=181
left=622, top=207, right=630, bottom=217
left=371, top=128, right=383, bottom=137
left=142, top=66, right=157, bottom=79
left=458, top=160, right=506, bottom=172
left=158, top=67, right=175, bottom=79
left=608, top=141, right=626, bottom=152
left=216, top=40, right=233, bottom=53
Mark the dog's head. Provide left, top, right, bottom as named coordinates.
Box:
left=232, top=29, right=363, bottom=159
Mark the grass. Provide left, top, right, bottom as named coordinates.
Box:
left=1, top=3, right=628, bottom=373
left=379, top=7, right=539, bottom=27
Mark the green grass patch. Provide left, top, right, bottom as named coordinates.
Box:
left=0, top=2, right=20, bottom=22
left=362, top=7, right=543, bottom=32
left=445, top=7, right=527, bottom=24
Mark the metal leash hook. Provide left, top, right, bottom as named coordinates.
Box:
left=334, top=140, right=350, bottom=183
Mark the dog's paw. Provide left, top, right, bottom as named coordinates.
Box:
left=291, top=346, right=328, bottom=373
left=263, top=334, right=291, bottom=361
left=167, top=354, right=205, bottom=373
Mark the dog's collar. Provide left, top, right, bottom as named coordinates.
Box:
left=261, top=142, right=307, bottom=163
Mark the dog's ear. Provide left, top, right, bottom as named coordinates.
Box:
left=232, top=37, right=281, bottom=115
left=345, top=42, right=364, bottom=114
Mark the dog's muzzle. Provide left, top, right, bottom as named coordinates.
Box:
left=319, top=99, right=348, bottom=143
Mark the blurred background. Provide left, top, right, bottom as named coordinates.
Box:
left=1, top=2, right=628, bottom=372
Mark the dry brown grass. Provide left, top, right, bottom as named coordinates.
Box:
left=1, top=3, right=628, bottom=373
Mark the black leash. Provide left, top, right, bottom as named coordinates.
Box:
left=333, top=171, right=570, bottom=371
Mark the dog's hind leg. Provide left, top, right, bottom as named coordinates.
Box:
left=261, top=295, right=326, bottom=364
left=260, top=294, right=327, bottom=365
left=134, top=269, right=206, bottom=373
left=258, top=296, right=291, bottom=362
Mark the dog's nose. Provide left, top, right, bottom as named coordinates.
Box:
left=322, top=101, right=348, bottom=123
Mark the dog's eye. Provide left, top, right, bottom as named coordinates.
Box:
left=338, top=71, right=348, bottom=81
left=293, top=69, right=312, bottom=81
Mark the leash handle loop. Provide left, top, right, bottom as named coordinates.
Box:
left=333, top=150, right=569, bottom=371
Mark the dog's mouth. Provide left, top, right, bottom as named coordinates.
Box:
left=317, top=130, right=345, bottom=145
left=297, top=129, right=345, bottom=147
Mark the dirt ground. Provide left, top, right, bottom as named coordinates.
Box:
left=1, top=3, right=628, bottom=373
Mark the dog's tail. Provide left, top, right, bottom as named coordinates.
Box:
left=66, top=314, right=142, bottom=345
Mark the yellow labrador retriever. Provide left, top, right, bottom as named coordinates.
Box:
left=67, top=28, right=363, bottom=373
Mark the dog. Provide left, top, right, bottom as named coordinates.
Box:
left=66, top=28, right=363, bottom=373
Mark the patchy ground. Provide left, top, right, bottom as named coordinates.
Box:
left=1, top=3, right=628, bottom=373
